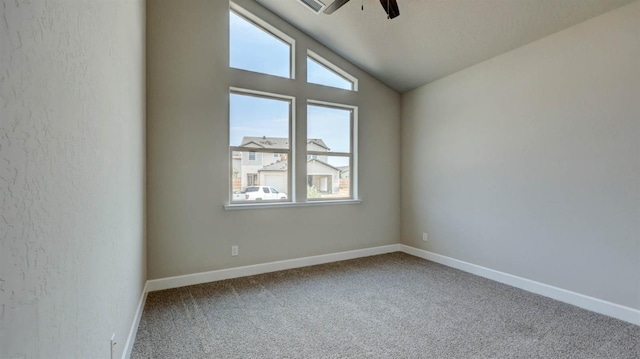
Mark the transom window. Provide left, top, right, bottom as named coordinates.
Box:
left=229, top=7, right=294, bottom=78
left=307, top=50, right=357, bottom=91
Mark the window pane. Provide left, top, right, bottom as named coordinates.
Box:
left=230, top=93, right=290, bottom=149
left=307, top=56, right=352, bottom=90
left=307, top=104, right=353, bottom=201
left=307, top=105, right=351, bottom=153
left=307, top=157, right=350, bottom=199
left=232, top=151, right=289, bottom=202
left=230, top=11, right=291, bottom=78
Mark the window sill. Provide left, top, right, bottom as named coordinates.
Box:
left=224, top=199, right=362, bottom=211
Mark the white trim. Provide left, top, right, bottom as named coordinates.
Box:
left=307, top=99, right=357, bottom=110
left=230, top=87, right=296, bottom=101
left=146, top=244, right=400, bottom=292
left=224, top=199, right=362, bottom=210
left=399, top=244, right=640, bottom=326
left=121, top=281, right=148, bottom=359
left=307, top=49, right=358, bottom=91
left=351, top=106, right=358, bottom=199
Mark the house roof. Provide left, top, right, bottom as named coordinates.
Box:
left=255, top=0, right=634, bottom=92
left=240, top=136, right=330, bottom=151
left=259, top=161, right=288, bottom=172
left=307, top=139, right=329, bottom=150
left=308, top=158, right=340, bottom=172
left=258, top=158, right=340, bottom=172
left=240, top=137, right=289, bottom=149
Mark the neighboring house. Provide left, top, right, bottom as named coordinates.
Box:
left=306, top=139, right=330, bottom=162
left=233, top=136, right=341, bottom=194
left=307, top=158, right=341, bottom=194
left=258, top=160, right=288, bottom=193
left=232, top=136, right=289, bottom=192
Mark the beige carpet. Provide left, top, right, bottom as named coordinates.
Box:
left=131, top=253, right=639, bottom=358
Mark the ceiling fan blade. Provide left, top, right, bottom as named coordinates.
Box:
left=379, top=0, right=400, bottom=19
left=324, top=0, right=351, bottom=14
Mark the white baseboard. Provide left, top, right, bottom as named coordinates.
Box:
left=146, top=244, right=401, bottom=292
left=400, top=244, right=640, bottom=326
left=125, top=242, right=637, bottom=355
left=122, top=281, right=148, bottom=359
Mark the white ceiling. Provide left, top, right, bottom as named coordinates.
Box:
left=255, top=0, right=635, bottom=92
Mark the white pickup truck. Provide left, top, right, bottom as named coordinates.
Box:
left=233, top=186, right=288, bottom=201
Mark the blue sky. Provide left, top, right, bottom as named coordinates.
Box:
left=307, top=105, right=351, bottom=154
left=229, top=93, right=289, bottom=147
left=307, top=57, right=352, bottom=90
left=230, top=11, right=353, bottom=90
left=230, top=11, right=290, bottom=78
left=230, top=11, right=353, bottom=167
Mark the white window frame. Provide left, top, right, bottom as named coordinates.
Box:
left=307, top=50, right=358, bottom=91
left=306, top=100, right=358, bottom=201
left=229, top=88, right=296, bottom=203
left=225, top=3, right=361, bottom=209
left=230, top=2, right=296, bottom=79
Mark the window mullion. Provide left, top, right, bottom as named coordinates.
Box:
left=230, top=147, right=289, bottom=154
left=307, top=151, right=350, bottom=157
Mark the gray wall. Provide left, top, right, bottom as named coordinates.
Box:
left=146, top=0, right=400, bottom=279
left=401, top=2, right=639, bottom=310
left=0, top=0, right=146, bottom=358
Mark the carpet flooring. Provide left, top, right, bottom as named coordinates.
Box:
left=131, top=253, right=639, bottom=358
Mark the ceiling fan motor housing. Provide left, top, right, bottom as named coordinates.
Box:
left=379, top=0, right=400, bottom=19
left=324, top=0, right=400, bottom=19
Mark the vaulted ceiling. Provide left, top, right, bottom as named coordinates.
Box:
left=256, top=0, right=635, bottom=92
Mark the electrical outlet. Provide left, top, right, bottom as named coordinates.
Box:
left=422, top=233, right=428, bottom=242
left=110, top=333, right=116, bottom=359
left=232, top=245, right=238, bottom=256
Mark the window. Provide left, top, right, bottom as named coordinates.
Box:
left=307, top=104, right=354, bottom=200
left=230, top=90, right=292, bottom=202
left=307, top=50, right=357, bottom=91
left=228, top=4, right=358, bottom=207
left=229, top=7, right=294, bottom=78
left=247, top=174, right=258, bottom=186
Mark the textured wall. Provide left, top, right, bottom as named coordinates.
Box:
left=0, top=0, right=146, bottom=358
left=401, top=2, right=639, bottom=310
left=146, top=0, right=400, bottom=279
